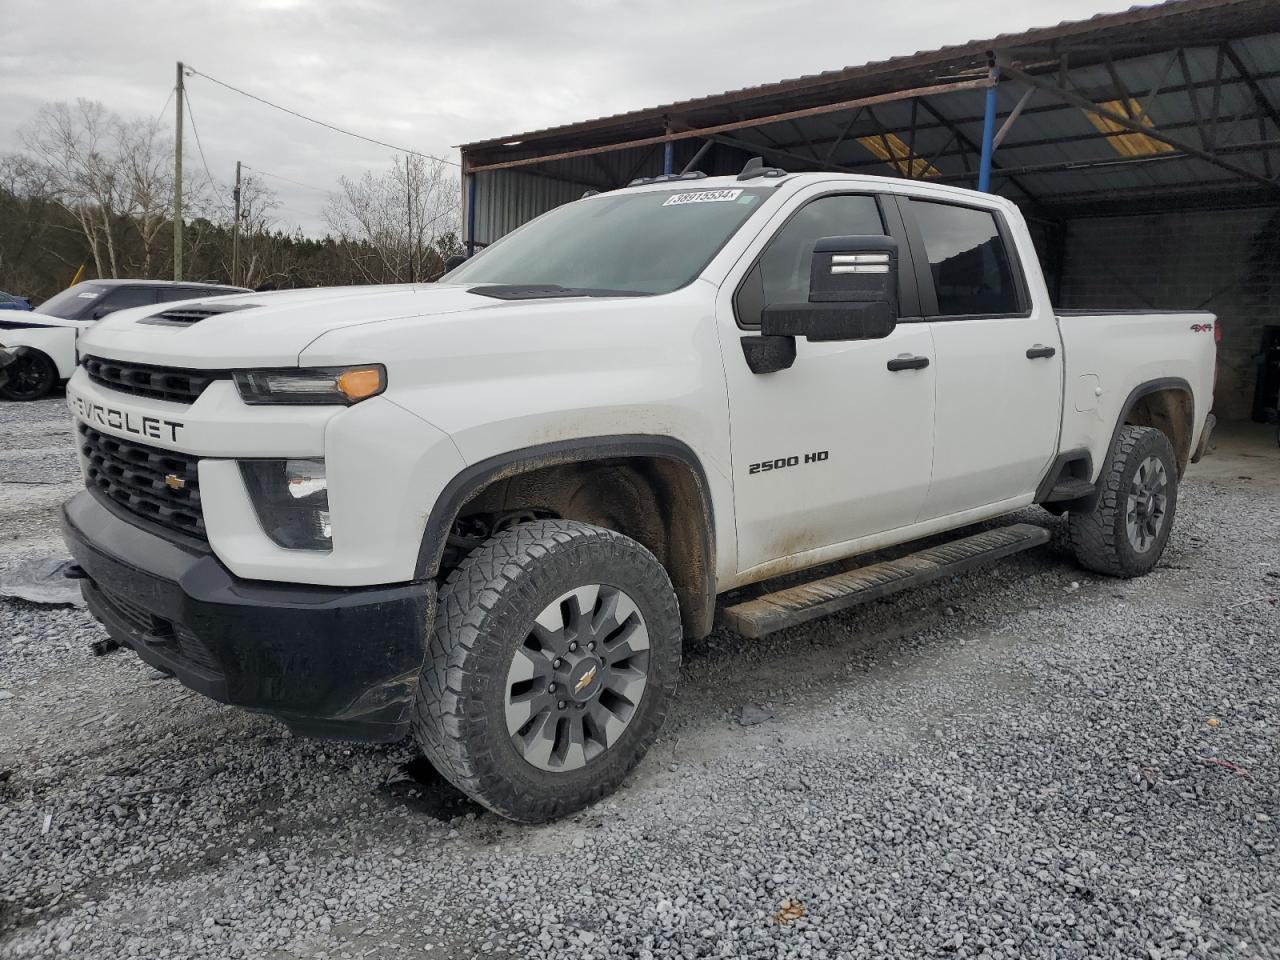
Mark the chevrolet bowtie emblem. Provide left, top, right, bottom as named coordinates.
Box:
left=574, top=665, right=598, bottom=695
left=164, top=474, right=186, bottom=491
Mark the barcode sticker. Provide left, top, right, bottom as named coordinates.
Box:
left=662, top=189, right=744, bottom=206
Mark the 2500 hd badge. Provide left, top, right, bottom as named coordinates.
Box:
left=69, top=393, right=183, bottom=442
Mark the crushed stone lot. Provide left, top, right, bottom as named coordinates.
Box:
left=1, top=395, right=1277, bottom=960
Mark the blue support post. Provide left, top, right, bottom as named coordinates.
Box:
left=977, top=66, right=999, bottom=192
left=663, top=139, right=674, bottom=175
left=466, top=174, right=477, bottom=256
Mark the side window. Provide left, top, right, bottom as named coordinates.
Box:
left=158, top=287, right=199, bottom=303
left=96, top=286, right=158, bottom=317
left=737, top=194, right=885, bottom=327
left=905, top=199, right=1021, bottom=317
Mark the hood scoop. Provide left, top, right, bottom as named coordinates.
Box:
left=139, top=303, right=258, bottom=327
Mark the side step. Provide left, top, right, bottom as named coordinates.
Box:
left=720, top=523, right=1050, bottom=639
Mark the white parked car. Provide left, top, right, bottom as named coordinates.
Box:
left=0, top=279, right=249, bottom=401
left=60, top=165, right=1217, bottom=822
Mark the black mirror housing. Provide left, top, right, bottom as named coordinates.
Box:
left=808, top=235, right=898, bottom=308
left=443, top=254, right=468, bottom=273
left=760, top=235, right=899, bottom=343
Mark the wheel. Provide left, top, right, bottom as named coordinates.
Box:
left=411, top=519, right=681, bottom=822
left=1068, top=425, right=1178, bottom=578
left=0, top=349, right=58, bottom=401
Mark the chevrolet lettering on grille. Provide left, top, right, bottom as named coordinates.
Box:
left=69, top=392, right=184, bottom=443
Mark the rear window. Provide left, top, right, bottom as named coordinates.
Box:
left=906, top=199, right=1021, bottom=317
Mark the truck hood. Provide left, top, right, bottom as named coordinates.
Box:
left=76, top=284, right=513, bottom=367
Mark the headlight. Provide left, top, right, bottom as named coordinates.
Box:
left=240, top=459, right=331, bottom=550
left=233, top=365, right=385, bottom=405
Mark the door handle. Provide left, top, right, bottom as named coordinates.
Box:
left=887, top=355, right=930, bottom=372
left=1026, top=344, right=1056, bottom=359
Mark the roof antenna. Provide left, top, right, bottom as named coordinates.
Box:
left=738, top=156, right=787, bottom=181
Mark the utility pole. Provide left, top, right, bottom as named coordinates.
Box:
left=231, top=161, right=242, bottom=287
left=173, top=61, right=185, bottom=281
left=406, top=165, right=414, bottom=283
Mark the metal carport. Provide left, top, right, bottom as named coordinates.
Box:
left=458, top=0, right=1280, bottom=420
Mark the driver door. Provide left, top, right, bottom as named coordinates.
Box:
left=718, top=190, right=936, bottom=576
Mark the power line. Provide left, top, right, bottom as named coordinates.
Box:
left=185, top=66, right=461, bottom=167
left=182, top=88, right=216, bottom=185
left=156, top=86, right=175, bottom=124
left=241, top=164, right=331, bottom=194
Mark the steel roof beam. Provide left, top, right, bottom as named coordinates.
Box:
left=754, top=65, right=1280, bottom=156
left=992, top=86, right=1035, bottom=149
left=931, top=136, right=1280, bottom=181
left=997, top=58, right=1280, bottom=191
left=915, top=96, right=1039, bottom=200
left=464, top=77, right=989, bottom=173
left=823, top=109, right=865, bottom=164
left=1222, top=41, right=1280, bottom=181
left=703, top=132, right=860, bottom=174
left=803, top=111, right=1276, bottom=174
left=950, top=113, right=1264, bottom=156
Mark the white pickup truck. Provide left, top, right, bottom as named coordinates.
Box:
left=60, top=164, right=1217, bottom=822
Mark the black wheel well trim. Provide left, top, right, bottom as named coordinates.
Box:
left=1078, top=376, right=1194, bottom=511
left=1032, top=447, right=1093, bottom=505
left=414, top=434, right=717, bottom=626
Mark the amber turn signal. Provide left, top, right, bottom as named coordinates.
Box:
left=336, top=366, right=385, bottom=402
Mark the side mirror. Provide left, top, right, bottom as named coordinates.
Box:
left=442, top=254, right=467, bottom=273
left=761, top=235, right=899, bottom=342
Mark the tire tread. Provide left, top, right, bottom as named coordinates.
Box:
left=411, top=519, right=680, bottom=822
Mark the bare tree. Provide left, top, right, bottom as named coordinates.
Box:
left=116, top=117, right=174, bottom=277
left=22, top=100, right=125, bottom=277
left=236, top=174, right=282, bottom=287
left=324, top=154, right=459, bottom=283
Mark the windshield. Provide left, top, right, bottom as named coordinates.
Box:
left=445, top=186, right=773, bottom=295
left=36, top=284, right=110, bottom=320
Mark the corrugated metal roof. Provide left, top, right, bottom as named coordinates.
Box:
left=462, top=0, right=1280, bottom=241
left=462, top=0, right=1279, bottom=157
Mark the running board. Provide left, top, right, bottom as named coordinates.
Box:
left=720, top=523, right=1050, bottom=639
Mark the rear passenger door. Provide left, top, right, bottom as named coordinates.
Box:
left=899, top=196, right=1061, bottom=521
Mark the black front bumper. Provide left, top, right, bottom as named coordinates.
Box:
left=62, top=490, right=435, bottom=742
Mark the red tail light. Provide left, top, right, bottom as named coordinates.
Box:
left=1213, top=319, right=1222, bottom=344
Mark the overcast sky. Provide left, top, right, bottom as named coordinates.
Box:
left=1, top=0, right=1140, bottom=235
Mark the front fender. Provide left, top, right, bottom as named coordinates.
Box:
left=0, top=324, right=77, bottom=378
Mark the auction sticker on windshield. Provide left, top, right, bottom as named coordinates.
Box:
left=662, top=189, right=743, bottom=206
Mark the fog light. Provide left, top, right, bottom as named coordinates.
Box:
left=240, top=458, right=332, bottom=550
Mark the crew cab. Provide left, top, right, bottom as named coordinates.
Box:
left=0, top=279, right=249, bottom=401
left=59, top=166, right=1216, bottom=822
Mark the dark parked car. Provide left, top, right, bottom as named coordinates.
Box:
left=0, top=291, right=32, bottom=311
left=0, top=280, right=251, bottom=401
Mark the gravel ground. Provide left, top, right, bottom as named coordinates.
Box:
left=1, top=395, right=1277, bottom=960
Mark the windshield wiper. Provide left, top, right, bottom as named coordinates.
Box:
left=467, top=284, right=650, bottom=300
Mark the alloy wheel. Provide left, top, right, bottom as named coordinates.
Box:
left=1125, top=455, right=1168, bottom=553
left=503, top=584, right=650, bottom=772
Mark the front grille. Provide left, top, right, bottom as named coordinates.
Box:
left=82, top=355, right=226, bottom=404
left=79, top=424, right=205, bottom=540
